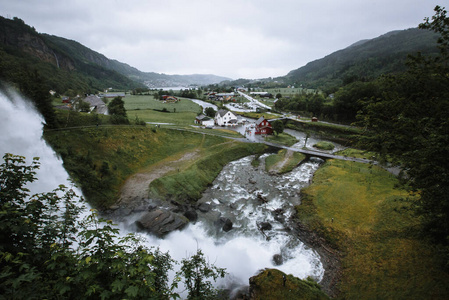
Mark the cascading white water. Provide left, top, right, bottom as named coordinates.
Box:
left=1, top=88, right=324, bottom=297
left=0, top=88, right=77, bottom=195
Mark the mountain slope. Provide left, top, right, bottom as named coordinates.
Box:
left=284, top=28, right=440, bottom=90
left=0, top=16, right=230, bottom=95
left=0, top=16, right=145, bottom=93
left=42, top=34, right=231, bottom=87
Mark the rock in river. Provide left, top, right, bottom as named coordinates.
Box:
left=135, top=208, right=188, bottom=237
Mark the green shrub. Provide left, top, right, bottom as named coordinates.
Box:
left=313, top=141, right=335, bottom=150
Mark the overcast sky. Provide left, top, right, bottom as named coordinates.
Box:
left=0, top=0, right=443, bottom=79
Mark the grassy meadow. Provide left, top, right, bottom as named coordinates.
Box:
left=265, top=132, right=298, bottom=146
left=123, top=94, right=202, bottom=125
left=44, top=123, right=266, bottom=208
left=297, top=157, right=449, bottom=299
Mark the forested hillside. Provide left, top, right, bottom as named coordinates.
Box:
left=0, top=16, right=146, bottom=94
left=283, top=28, right=440, bottom=91
left=0, top=16, right=230, bottom=96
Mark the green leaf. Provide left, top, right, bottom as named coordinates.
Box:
left=125, top=285, right=139, bottom=297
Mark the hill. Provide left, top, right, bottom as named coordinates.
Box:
left=0, top=16, right=146, bottom=94
left=41, top=34, right=231, bottom=87
left=282, top=28, right=441, bottom=90
left=0, top=16, right=230, bottom=95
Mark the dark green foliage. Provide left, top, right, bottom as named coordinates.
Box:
left=271, top=120, right=284, bottom=136
left=78, top=100, right=91, bottom=112
left=274, top=93, right=328, bottom=118
left=108, top=96, right=129, bottom=124
left=356, top=6, right=449, bottom=262
left=204, top=107, right=216, bottom=118
left=333, top=81, right=381, bottom=122
left=178, top=249, right=226, bottom=300
left=0, top=153, right=226, bottom=299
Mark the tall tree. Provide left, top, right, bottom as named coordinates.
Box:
left=357, top=6, right=449, bottom=253
left=272, top=120, right=284, bottom=136
left=107, top=96, right=128, bottom=124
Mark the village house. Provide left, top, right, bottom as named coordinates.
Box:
left=195, top=114, right=214, bottom=127
left=215, top=109, right=238, bottom=126
left=255, top=116, right=273, bottom=135
left=84, top=95, right=108, bottom=115
left=161, top=95, right=178, bottom=103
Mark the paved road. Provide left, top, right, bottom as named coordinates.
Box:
left=237, top=91, right=271, bottom=110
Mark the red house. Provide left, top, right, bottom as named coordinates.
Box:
left=255, top=116, right=273, bottom=135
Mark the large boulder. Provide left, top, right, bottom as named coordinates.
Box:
left=215, top=217, right=233, bottom=232
left=259, top=222, right=272, bottom=231
left=249, top=269, right=328, bottom=299
left=272, top=254, right=283, bottom=266
left=135, top=208, right=188, bottom=237
left=198, top=202, right=212, bottom=212
left=184, top=209, right=198, bottom=222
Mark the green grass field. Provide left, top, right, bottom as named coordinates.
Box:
left=297, top=159, right=449, bottom=299
left=121, top=95, right=203, bottom=125
left=265, top=132, right=298, bottom=146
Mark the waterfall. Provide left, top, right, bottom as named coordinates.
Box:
left=53, top=51, right=60, bottom=69
left=0, top=87, right=73, bottom=194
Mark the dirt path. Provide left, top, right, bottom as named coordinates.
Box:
left=117, top=150, right=201, bottom=207
left=269, top=149, right=294, bottom=174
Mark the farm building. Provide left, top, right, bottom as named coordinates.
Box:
left=195, top=114, right=214, bottom=127
left=161, top=95, right=178, bottom=102
left=255, top=116, right=273, bottom=135
left=84, top=95, right=108, bottom=115
left=215, top=109, right=238, bottom=126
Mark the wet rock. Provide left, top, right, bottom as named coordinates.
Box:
left=122, top=208, right=132, bottom=216
left=215, top=217, right=233, bottom=232
left=184, top=210, right=198, bottom=222
left=198, top=202, right=212, bottom=212
left=147, top=204, right=158, bottom=211
left=259, top=222, right=272, bottom=231
left=249, top=179, right=256, bottom=184
left=223, top=218, right=233, bottom=232
left=274, top=208, right=284, bottom=215
left=135, top=208, right=188, bottom=237
left=272, top=254, right=283, bottom=266
left=257, top=193, right=268, bottom=203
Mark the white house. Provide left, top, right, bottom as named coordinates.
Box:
left=215, top=109, right=238, bottom=126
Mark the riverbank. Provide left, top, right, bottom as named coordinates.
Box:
left=296, top=158, right=449, bottom=298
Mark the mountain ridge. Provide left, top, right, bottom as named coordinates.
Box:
left=0, top=16, right=230, bottom=94
left=282, top=27, right=440, bottom=90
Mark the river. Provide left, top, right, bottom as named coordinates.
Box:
left=1, top=89, right=325, bottom=297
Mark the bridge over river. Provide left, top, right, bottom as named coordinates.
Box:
left=261, top=141, right=401, bottom=176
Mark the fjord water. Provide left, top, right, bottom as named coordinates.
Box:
left=0, top=89, right=324, bottom=294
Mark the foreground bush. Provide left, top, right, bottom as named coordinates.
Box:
left=0, top=154, right=225, bottom=299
